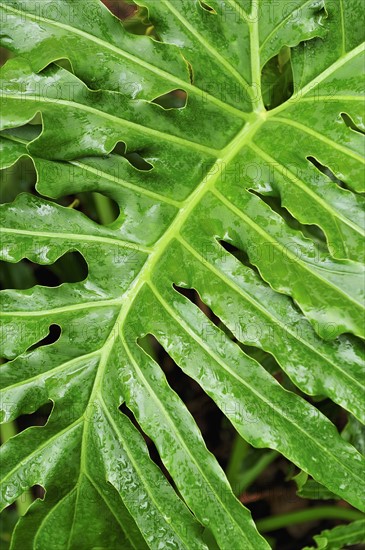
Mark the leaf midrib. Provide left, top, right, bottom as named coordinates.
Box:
left=71, top=102, right=364, bottom=514
left=2, top=39, right=363, bottom=399
left=2, top=6, right=364, bottom=534
left=4, top=38, right=363, bottom=417
left=74, top=309, right=205, bottom=547
left=44, top=115, right=267, bottom=548
left=95, top=116, right=268, bottom=373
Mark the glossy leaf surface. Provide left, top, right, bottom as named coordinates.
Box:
left=0, top=0, right=364, bottom=548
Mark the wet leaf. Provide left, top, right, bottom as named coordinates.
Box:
left=0, top=0, right=364, bottom=548
left=303, top=519, right=365, bottom=550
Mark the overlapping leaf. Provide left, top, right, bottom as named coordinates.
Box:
left=0, top=1, right=364, bottom=548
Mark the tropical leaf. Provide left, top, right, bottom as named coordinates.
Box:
left=0, top=0, right=364, bottom=548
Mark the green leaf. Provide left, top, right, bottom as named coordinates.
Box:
left=342, top=414, right=365, bottom=456
left=0, top=0, right=364, bottom=548
left=293, top=471, right=339, bottom=501
left=303, top=519, right=365, bottom=550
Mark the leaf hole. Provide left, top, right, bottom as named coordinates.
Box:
left=104, top=1, right=160, bottom=40
left=238, top=345, right=281, bottom=377
left=247, top=189, right=328, bottom=246
left=0, top=128, right=42, bottom=203
left=138, top=332, right=233, bottom=467
left=152, top=89, right=187, bottom=110
left=10, top=401, right=53, bottom=435
left=26, top=112, right=43, bottom=126
left=170, top=286, right=296, bottom=424
left=32, top=485, right=46, bottom=500
left=183, top=56, right=194, bottom=85
left=124, top=151, right=153, bottom=171
left=173, top=282, right=278, bottom=374
left=1, top=125, right=42, bottom=142
left=261, top=46, right=294, bottom=110
left=71, top=192, right=120, bottom=224
left=54, top=58, right=74, bottom=73
left=37, top=251, right=88, bottom=286
left=0, top=251, right=88, bottom=290
left=0, top=258, right=36, bottom=290
left=119, top=401, right=171, bottom=482
left=111, top=141, right=153, bottom=171
left=248, top=188, right=300, bottom=228
left=340, top=112, right=365, bottom=135
left=306, top=156, right=351, bottom=190
left=198, top=1, right=217, bottom=14
left=172, top=285, right=221, bottom=325
left=218, top=239, right=310, bottom=318
left=0, top=46, right=14, bottom=68
left=102, top=1, right=138, bottom=21
left=26, top=324, right=61, bottom=352
left=110, top=141, right=126, bottom=156
left=218, top=240, right=261, bottom=276
left=0, top=155, right=37, bottom=204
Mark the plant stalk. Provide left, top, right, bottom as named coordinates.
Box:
left=256, top=506, right=365, bottom=533
left=226, top=434, right=250, bottom=488
left=93, top=192, right=116, bottom=225
left=239, top=450, right=278, bottom=494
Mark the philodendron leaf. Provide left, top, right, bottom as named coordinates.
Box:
left=0, top=0, right=364, bottom=548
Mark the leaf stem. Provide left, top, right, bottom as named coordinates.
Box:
left=226, top=434, right=250, bottom=487
left=248, top=1, right=265, bottom=112
left=0, top=420, right=17, bottom=441
left=238, top=450, right=278, bottom=494
left=92, top=192, right=116, bottom=225
left=226, top=433, right=278, bottom=496
left=256, top=506, right=365, bottom=533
